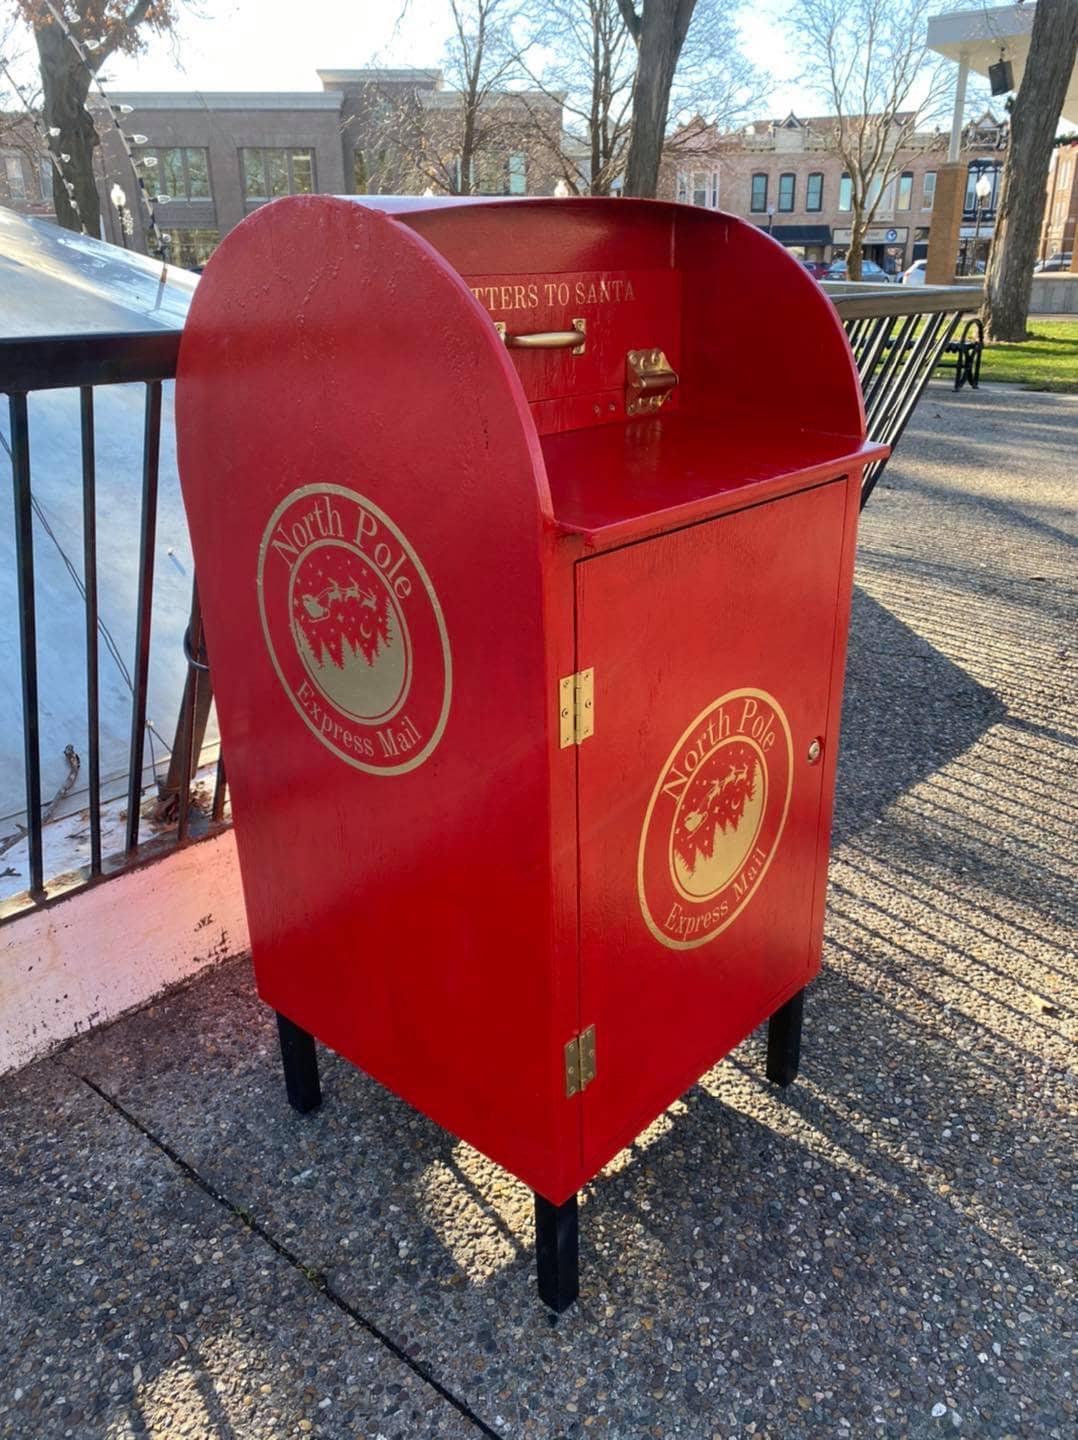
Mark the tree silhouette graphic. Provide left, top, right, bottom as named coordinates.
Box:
left=673, top=741, right=759, bottom=876
left=293, top=551, right=392, bottom=671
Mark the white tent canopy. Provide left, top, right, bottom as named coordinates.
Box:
left=0, top=213, right=201, bottom=843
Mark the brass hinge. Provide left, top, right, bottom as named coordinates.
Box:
left=564, top=1024, right=597, bottom=1098
left=558, top=667, right=594, bottom=748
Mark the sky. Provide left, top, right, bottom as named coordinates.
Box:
left=88, top=0, right=808, bottom=119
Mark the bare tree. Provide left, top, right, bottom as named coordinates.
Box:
left=983, top=0, right=1078, bottom=341
left=786, top=0, right=951, bottom=279
left=15, top=1, right=177, bottom=234
left=665, top=2, right=768, bottom=134
left=1, top=11, right=36, bottom=153
left=361, top=0, right=532, bottom=195
left=616, top=0, right=699, bottom=197
left=517, top=0, right=765, bottom=195
left=517, top=0, right=635, bottom=195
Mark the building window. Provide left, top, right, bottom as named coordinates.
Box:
left=964, top=162, right=1000, bottom=218
left=136, top=147, right=211, bottom=201
left=750, top=172, right=768, bottom=212
left=777, top=172, right=795, bottom=211
left=897, top=172, right=913, bottom=211
left=168, top=228, right=220, bottom=270
left=922, top=171, right=936, bottom=210
left=508, top=152, right=527, bottom=195
left=838, top=173, right=852, bottom=212
left=4, top=155, right=27, bottom=202
left=689, top=170, right=718, bottom=208
left=40, top=158, right=54, bottom=202
left=241, top=148, right=315, bottom=202
left=806, top=172, right=823, bottom=212
left=475, top=152, right=506, bottom=194
left=291, top=151, right=313, bottom=194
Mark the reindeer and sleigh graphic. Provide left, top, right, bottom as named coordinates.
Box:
left=290, top=554, right=408, bottom=721
left=671, top=739, right=766, bottom=897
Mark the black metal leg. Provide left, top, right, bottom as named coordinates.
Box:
left=766, top=988, right=805, bottom=1087
left=276, top=1012, right=321, bottom=1114
left=534, top=1192, right=579, bottom=1312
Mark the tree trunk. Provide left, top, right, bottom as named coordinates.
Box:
left=459, top=102, right=476, bottom=195
left=621, top=0, right=698, bottom=197
left=983, top=0, right=1078, bottom=342
left=35, top=21, right=101, bottom=236
left=846, top=208, right=864, bottom=281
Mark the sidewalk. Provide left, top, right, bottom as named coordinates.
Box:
left=2, top=383, right=1075, bottom=1440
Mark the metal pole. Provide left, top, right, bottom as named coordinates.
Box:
left=9, top=393, right=44, bottom=896
left=125, top=381, right=162, bottom=854
left=80, top=387, right=102, bottom=876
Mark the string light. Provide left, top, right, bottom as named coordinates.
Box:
left=34, top=0, right=169, bottom=258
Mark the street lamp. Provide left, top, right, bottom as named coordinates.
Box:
left=971, top=172, right=992, bottom=276
left=109, top=182, right=129, bottom=250
left=766, top=204, right=775, bottom=235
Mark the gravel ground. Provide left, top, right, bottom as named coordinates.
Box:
left=1, top=382, right=1075, bottom=1439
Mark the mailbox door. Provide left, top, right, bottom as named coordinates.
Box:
left=575, top=477, right=854, bottom=1178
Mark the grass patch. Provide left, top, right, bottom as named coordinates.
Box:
left=980, top=319, right=1078, bottom=393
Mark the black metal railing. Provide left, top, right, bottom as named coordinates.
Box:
left=822, top=281, right=983, bottom=506
left=1, top=329, right=227, bottom=921
left=2, top=283, right=982, bottom=918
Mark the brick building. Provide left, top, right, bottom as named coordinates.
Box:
left=0, top=85, right=1025, bottom=281
left=1039, top=139, right=1078, bottom=263
left=0, top=67, right=566, bottom=268
left=92, top=89, right=349, bottom=266
left=83, top=69, right=566, bottom=265
left=0, top=115, right=57, bottom=222
left=660, top=111, right=1006, bottom=276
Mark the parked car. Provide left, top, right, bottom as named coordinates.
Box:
left=801, top=259, right=831, bottom=279
left=1034, top=252, right=1073, bottom=273
left=823, top=258, right=892, bottom=283
left=900, top=259, right=927, bottom=286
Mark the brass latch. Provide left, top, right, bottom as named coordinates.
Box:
left=559, top=668, right=594, bottom=748
left=626, top=348, right=678, bottom=415
left=564, top=1025, right=597, bottom=1097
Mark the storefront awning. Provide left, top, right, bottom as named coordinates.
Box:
left=761, top=225, right=833, bottom=245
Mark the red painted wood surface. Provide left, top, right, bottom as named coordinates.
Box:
left=575, top=478, right=856, bottom=1176
left=176, top=194, right=883, bottom=1204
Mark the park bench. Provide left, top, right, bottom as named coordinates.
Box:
left=874, top=316, right=983, bottom=393
left=934, top=317, right=984, bottom=391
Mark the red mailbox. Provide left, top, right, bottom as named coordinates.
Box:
left=176, top=196, right=886, bottom=1310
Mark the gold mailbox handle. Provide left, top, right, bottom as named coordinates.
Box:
left=494, top=319, right=586, bottom=354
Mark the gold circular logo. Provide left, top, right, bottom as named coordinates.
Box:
left=637, top=689, right=793, bottom=949
left=257, top=484, right=451, bottom=775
